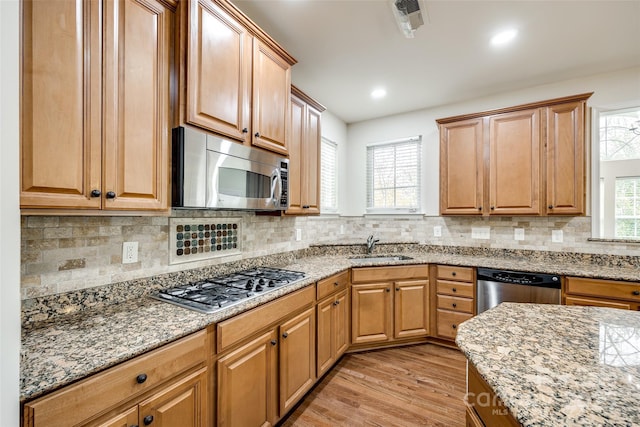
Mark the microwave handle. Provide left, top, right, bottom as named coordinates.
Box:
left=270, top=169, right=281, bottom=206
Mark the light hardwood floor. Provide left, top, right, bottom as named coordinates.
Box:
left=279, top=344, right=467, bottom=427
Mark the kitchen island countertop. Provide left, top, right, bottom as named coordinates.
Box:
left=456, top=303, right=640, bottom=426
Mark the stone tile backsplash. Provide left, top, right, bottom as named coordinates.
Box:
left=21, top=213, right=639, bottom=299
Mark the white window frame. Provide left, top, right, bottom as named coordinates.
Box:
left=320, top=137, right=338, bottom=214
left=365, top=136, right=422, bottom=214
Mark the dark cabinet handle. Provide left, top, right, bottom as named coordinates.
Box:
left=90, top=189, right=101, bottom=197
left=335, top=300, right=340, bottom=305
left=136, top=373, right=147, bottom=384
left=490, top=206, right=495, bottom=210
left=334, top=282, right=340, bottom=287
left=452, top=272, right=457, bottom=277
left=302, top=205, right=310, bottom=209
left=452, top=324, right=457, bottom=329
left=255, top=132, right=261, bottom=138
left=106, top=191, right=116, bottom=199
left=548, top=205, right=554, bottom=209
left=452, top=303, right=457, bottom=308
left=395, top=287, right=400, bottom=291
left=242, top=128, right=248, bottom=133
left=478, top=206, right=482, bottom=211
left=270, top=339, right=277, bottom=346
left=282, top=332, right=288, bottom=339
left=452, top=288, right=457, bottom=292
left=633, top=290, right=640, bottom=296
left=386, top=288, right=390, bottom=292
left=143, top=415, right=154, bottom=426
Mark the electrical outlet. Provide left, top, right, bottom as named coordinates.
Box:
left=471, top=227, right=490, bottom=240
left=122, top=241, right=138, bottom=264
left=295, top=228, right=302, bottom=241
left=433, top=226, right=442, bottom=237
left=552, top=230, right=563, bottom=243
left=514, top=228, right=525, bottom=241
left=340, top=224, right=345, bottom=235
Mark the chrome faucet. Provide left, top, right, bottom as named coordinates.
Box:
left=366, top=235, right=380, bottom=254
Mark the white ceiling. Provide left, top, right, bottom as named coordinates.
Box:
left=232, top=0, right=640, bottom=124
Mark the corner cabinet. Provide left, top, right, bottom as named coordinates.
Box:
left=182, top=0, right=296, bottom=156
left=437, top=93, right=591, bottom=216
left=351, top=265, right=429, bottom=348
left=20, top=0, right=172, bottom=211
left=287, top=86, right=325, bottom=215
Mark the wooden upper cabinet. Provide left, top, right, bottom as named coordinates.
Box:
left=20, top=0, right=173, bottom=211
left=251, top=39, right=291, bottom=155
left=545, top=101, right=586, bottom=215
left=287, top=87, right=324, bottom=215
left=489, top=108, right=541, bottom=215
left=182, top=0, right=296, bottom=156
left=437, top=93, right=592, bottom=217
left=439, top=118, right=484, bottom=215
left=103, top=0, right=172, bottom=210
left=20, top=0, right=102, bottom=209
left=186, top=0, right=251, bottom=142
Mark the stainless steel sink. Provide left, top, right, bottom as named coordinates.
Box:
left=349, top=254, right=413, bottom=263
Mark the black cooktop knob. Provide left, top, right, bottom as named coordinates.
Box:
left=245, top=279, right=254, bottom=290
left=258, top=278, right=266, bottom=286
left=268, top=280, right=276, bottom=287
left=255, top=284, right=264, bottom=292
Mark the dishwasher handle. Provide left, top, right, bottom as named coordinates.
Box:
left=477, top=267, right=560, bottom=288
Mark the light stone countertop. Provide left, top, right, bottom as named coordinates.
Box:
left=456, top=303, right=640, bottom=426
left=20, top=250, right=640, bottom=403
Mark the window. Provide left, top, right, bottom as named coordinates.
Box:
left=593, top=107, right=640, bottom=239
left=615, top=177, right=640, bottom=238
left=320, top=138, right=337, bottom=212
left=366, top=137, right=421, bottom=212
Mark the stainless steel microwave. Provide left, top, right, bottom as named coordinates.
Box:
left=171, top=126, right=289, bottom=210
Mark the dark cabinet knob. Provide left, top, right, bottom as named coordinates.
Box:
left=452, top=324, right=457, bottom=329
left=282, top=332, right=288, bottom=339
left=255, top=132, right=261, bottom=138
left=633, top=290, right=640, bottom=296
left=302, top=205, right=310, bottom=209
left=395, top=287, right=400, bottom=291
left=478, top=206, right=482, bottom=211
left=548, top=205, right=554, bottom=209
left=242, top=128, right=248, bottom=133
left=143, top=415, right=154, bottom=425
left=452, top=288, right=457, bottom=292
left=90, top=189, right=101, bottom=197
left=452, top=303, right=457, bottom=308
left=106, top=191, right=116, bottom=199
left=490, top=206, right=495, bottom=210
left=334, top=282, right=340, bottom=287
left=270, top=339, right=277, bottom=346
left=136, top=373, right=147, bottom=384
left=386, top=288, right=390, bottom=292
left=335, top=300, right=340, bottom=305
left=452, top=272, right=457, bottom=277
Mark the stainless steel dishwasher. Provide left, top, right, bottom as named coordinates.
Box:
left=476, top=268, right=561, bottom=313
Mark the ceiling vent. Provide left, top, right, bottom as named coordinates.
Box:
left=392, top=0, right=425, bottom=38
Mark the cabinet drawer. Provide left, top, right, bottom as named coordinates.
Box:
left=564, top=295, right=638, bottom=310
left=24, top=330, right=207, bottom=427
left=437, top=295, right=474, bottom=314
left=436, top=265, right=474, bottom=282
left=436, top=280, right=474, bottom=298
left=566, top=277, right=640, bottom=302
left=351, top=264, right=429, bottom=283
left=217, top=286, right=315, bottom=352
left=437, top=310, right=472, bottom=340
left=317, top=270, right=349, bottom=300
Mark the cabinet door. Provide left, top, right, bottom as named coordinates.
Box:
left=546, top=101, right=585, bottom=215
left=252, top=39, right=291, bottom=155
left=20, top=0, right=102, bottom=209
left=439, top=118, right=484, bottom=215
left=217, top=330, right=278, bottom=427
left=93, top=406, right=138, bottom=427
left=286, top=95, right=305, bottom=214
left=138, top=367, right=208, bottom=427
left=279, top=307, right=316, bottom=414
left=316, top=296, right=335, bottom=378
left=394, top=280, right=429, bottom=339
left=489, top=109, right=542, bottom=215
left=103, top=0, right=171, bottom=210
left=302, top=104, right=322, bottom=214
left=186, top=0, right=251, bottom=142
left=351, top=283, right=393, bottom=345
left=334, top=289, right=349, bottom=359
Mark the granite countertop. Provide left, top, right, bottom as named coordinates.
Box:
left=456, top=303, right=640, bottom=426
left=21, top=248, right=640, bottom=403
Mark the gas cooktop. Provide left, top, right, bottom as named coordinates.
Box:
left=152, top=267, right=306, bottom=314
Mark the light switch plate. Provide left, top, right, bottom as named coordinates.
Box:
left=552, top=230, right=563, bottom=243
left=471, top=227, right=490, bottom=240
left=433, top=226, right=442, bottom=237
left=122, top=241, right=138, bottom=264
left=514, top=228, right=525, bottom=241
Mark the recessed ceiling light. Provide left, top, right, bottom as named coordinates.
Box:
left=371, top=88, right=387, bottom=99
left=491, top=29, right=518, bottom=46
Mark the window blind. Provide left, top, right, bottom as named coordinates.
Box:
left=321, top=138, right=338, bottom=212
left=366, top=137, right=421, bottom=212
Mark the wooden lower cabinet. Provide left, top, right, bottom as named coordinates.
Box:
left=316, top=289, right=349, bottom=377
left=564, top=277, right=640, bottom=310
left=217, top=330, right=279, bottom=427
left=434, top=265, right=475, bottom=342
left=467, top=363, right=520, bottom=427
left=351, top=282, right=393, bottom=345
left=394, top=280, right=429, bottom=339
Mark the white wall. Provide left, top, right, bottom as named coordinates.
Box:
left=344, top=67, right=640, bottom=216
left=0, top=0, right=22, bottom=424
